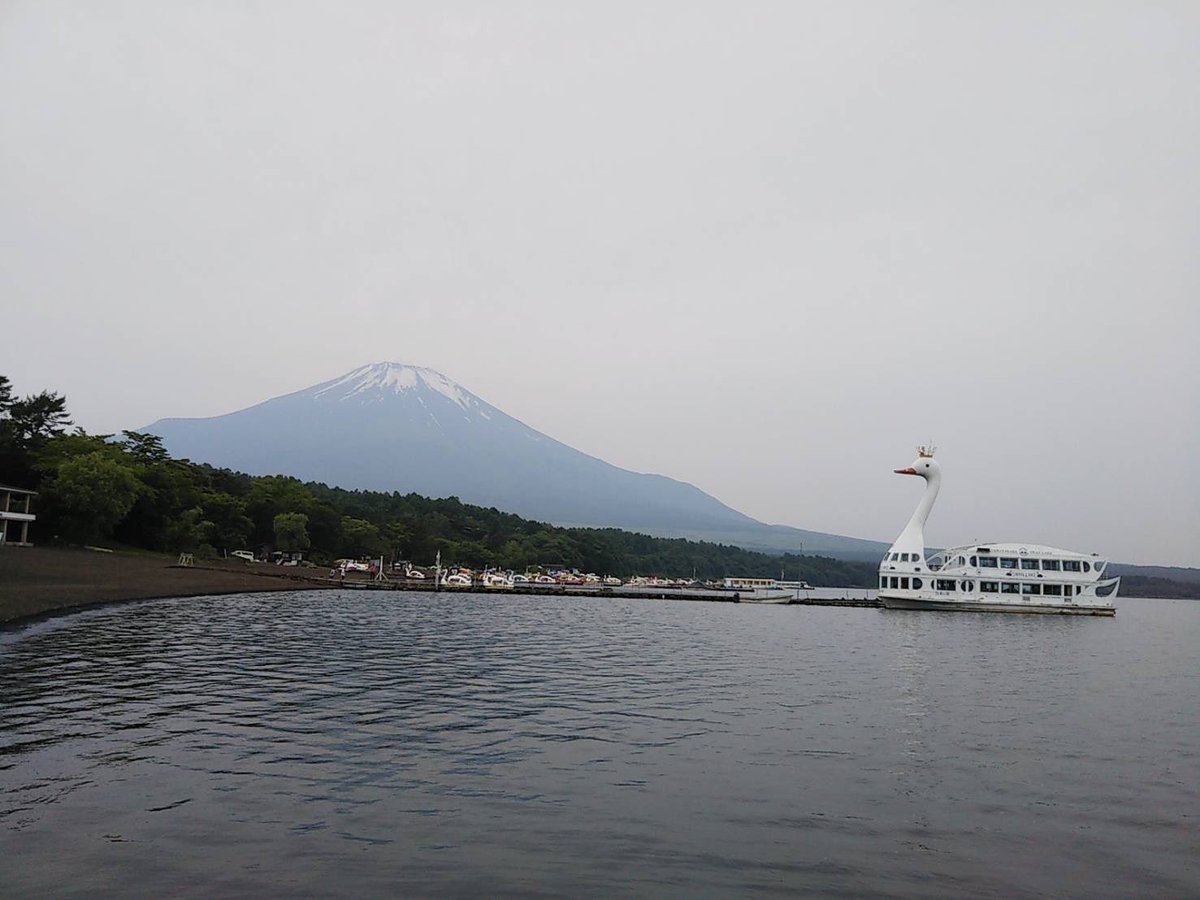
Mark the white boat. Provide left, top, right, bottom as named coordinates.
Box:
left=878, top=446, right=1118, bottom=616
left=738, top=590, right=795, bottom=605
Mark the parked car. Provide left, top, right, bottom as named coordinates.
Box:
left=231, top=550, right=257, bottom=562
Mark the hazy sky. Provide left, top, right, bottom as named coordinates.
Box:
left=3, top=2, right=1197, bottom=566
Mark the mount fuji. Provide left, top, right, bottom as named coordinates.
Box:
left=142, top=362, right=887, bottom=559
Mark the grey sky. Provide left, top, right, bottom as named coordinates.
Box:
left=3, top=2, right=1197, bottom=566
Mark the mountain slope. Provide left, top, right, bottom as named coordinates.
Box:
left=143, top=362, right=887, bottom=558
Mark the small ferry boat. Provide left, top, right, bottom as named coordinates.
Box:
left=878, top=446, right=1118, bottom=616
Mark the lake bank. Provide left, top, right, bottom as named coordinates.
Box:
left=0, top=547, right=325, bottom=626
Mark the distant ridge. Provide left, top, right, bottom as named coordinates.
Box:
left=143, top=362, right=888, bottom=559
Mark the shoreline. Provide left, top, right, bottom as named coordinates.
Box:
left=5, top=547, right=1186, bottom=631
left=0, top=547, right=328, bottom=628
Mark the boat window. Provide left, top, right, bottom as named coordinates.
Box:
left=999, top=558, right=1019, bottom=569
left=969, top=556, right=977, bottom=566
left=980, top=581, right=999, bottom=593
left=1062, top=560, right=1082, bottom=572
left=936, top=579, right=956, bottom=591
left=1042, top=559, right=1061, bottom=571
left=1043, top=584, right=1063, bottom=596
left=961, top=581, right=973, bottom=592
left=1021, top=583, right=1041, bottom=595
left=912, top=578, right=922, bottom=589
left=900, top=577, right=910, bottom=589
left=1082, top=562, right=1091, bottom=572
left=880, top=576, right=887, bottom=589
left=979, top=556, right=998, bottom=568
left=956, top=556, right=966, bottom=566
left=1001, top=583, right=1020, bottom=594
left=1020, top=559, right=1039, bottom=570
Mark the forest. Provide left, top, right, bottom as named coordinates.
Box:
left=0, top=375, right=876, bottom=586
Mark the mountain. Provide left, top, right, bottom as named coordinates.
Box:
left=142, top=362, right=888, bottom=559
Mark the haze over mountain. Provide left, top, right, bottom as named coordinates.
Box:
left=143, top=362, right=886, bottom=560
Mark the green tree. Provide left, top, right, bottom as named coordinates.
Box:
left=199, top=492, right=254, bottom=550
left=0, top=379, right=73, bottom=487
left=114, top=457, right=202, bottom=551
left=273, top=511, right=311, bottom=552
left=5, top=390, right=72, bottom=444
left=247, top=476, right=314, bottom=543
left=40, top=451, right=145, bottom=543
left=339, top=516, right=384, bottom=558
left=380, top=520, right=413, bottom=560
left=163, top=506, right=206, bottom=552
left=119, top=430, right=171, bottom=464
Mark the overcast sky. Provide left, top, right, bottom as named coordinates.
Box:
left=3, top=2, right=1197, bottom=566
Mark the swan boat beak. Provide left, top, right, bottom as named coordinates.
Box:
left=894, top=467, right=918, bottom=475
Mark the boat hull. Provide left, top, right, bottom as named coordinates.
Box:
left=738, top=590, right=796, bottom=604
left=879, top=595, right=1114, bottom=616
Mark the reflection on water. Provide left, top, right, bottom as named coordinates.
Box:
left=2, top=592, right=1198, bottom=896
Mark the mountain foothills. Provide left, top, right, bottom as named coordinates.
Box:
left=144, top=362, right=887, bottom=559
left=0, top=375, right=873, bottom=585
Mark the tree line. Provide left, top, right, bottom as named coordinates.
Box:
left=0, top=375, right=876, bottom=586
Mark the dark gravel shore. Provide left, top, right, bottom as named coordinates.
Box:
left=0, top=547, right=326, bottom=626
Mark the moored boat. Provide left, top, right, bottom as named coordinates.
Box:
left=878, top=446, right=1117, bottom=616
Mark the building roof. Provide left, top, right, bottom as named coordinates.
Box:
left=0, top=485, right=38, bottom=495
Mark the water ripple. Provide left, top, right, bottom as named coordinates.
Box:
left=1, top=591, right=1198, bottom=896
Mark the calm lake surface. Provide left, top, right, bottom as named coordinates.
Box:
left=2, top=592, right=1197, bottom=897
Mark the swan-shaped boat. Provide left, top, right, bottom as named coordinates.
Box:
left=878, top=446, right=1118, bottom=615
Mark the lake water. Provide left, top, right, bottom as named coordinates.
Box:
left=2, top=592, right=1197, bottom=897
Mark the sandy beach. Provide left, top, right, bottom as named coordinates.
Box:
left=0, top=547, right=328, bottom=626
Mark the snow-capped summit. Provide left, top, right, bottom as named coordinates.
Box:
left=311, top=362, right=477, bottom=411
